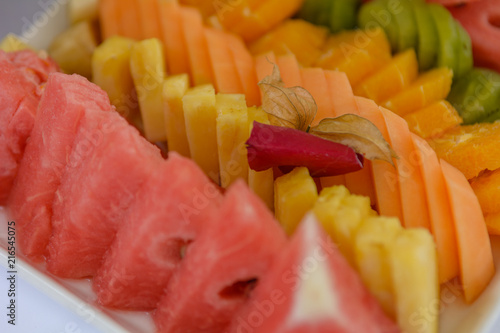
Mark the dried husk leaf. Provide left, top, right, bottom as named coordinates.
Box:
left=258, top=64, right=317, bottom=132
left=310, top=114, right=397, bottom=165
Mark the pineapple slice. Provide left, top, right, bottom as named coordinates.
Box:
left=92, top=36, right=137, bottom=119
left=48, top=20, right=98, bottom=78
left=69, top=0, right=98, bottom=25
left=0, top=34, right=31, bottom=52
left=163, top=74, right=191, bottom=157
left=130, top=38, right=167, bottom=142
left=275, top=167, right=318, bottom=235
left=354, top=216, right=402, bottom=318
left=388, top=228, right=439, bottom=333
left=313, top=186, right=376, bottom=266
left=215, top=93, right=249, bottom=188
left=183, top=84, right=220, bottom=183
left=247, top=106, right=274, bottom=211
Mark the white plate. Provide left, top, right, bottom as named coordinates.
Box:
left=3, top=2, right=500, bottom=333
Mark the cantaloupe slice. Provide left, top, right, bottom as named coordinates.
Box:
left=255, top=51, right=276, bottom=82
left=205, top=28, right=244, bottom=94
left=158, top=0, right=190, bottom=76
left=276, top=53, right=302, bottom=88
left=119, top=0, right=142, bottom=40
left=355, top=97, right=403, bottom=221
left=380, top=108, right=431, bottom=231
left=300, top=67, right=331, bottom=126
left=181, top=7, right=214, bottom=86
left=99, top=0, right=120, bottom=39
left=440, top=159, right=495, bottom=303
left=226, top=33, right=260, bottom=107
left=411, top=134, right=459, bottom=284
left=137, top=0, right=162, bottom=39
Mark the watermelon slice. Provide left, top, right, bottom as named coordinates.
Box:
left=153, top=180, right=287, bottom=333
left=227, top=213, right=400, bottom=333
left=6, top=49, right=59, bottom=83
left=449, top=0, right=500, bottom=73
left=0, top=50, right=57, bottom=204
left=8, top=73, right=113, bottom=259
left=93, top=152, right=223, bottom=310
left=46, top=109, right=163, bottom=278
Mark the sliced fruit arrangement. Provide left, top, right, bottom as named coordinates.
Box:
left=358, top=0, right=473, bottom=77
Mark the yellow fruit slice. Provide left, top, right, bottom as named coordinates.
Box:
left=183, top=84, right=220, bottom=183
left=275, top=167, right=318, bottom=235
left=0, top=34, right=32, bottom=52
left=383, top=67, right=453, bottom=117
left=388, top=228, right=439, bottom=333
left=248, top=19, right=329, bottom=67
left=92, top=36, right=137, bottom=119
left=354, top=49, right=419, bottom=104
left=48, top=20, right=98, bottom=79
left=313, top=186, right=376, bottom=267
left=404, top=100, right=462, bottom=139
left=470, top=169, right=500, bottom=214
left=163, top=74, right=191, bottom=157
left=130, top=38, right=167, bottom=142
left=354, top=216, right=402, bottom=318
left=247, top=107, right=274, bottom=211
left=215, top=93, right=249, bottom=188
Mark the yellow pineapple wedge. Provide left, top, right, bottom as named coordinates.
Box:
left=354, top=216, right=402, bottom=318
left=388, top=228, right=439, bottom=333
left=215, top=93, right=249, bottom=188
left=313, top=186, right=376, bottom=266
left=69, top=0, right=98, bottom=24
left=48, top=20, right=98, bottom=78
left=0, top=34, right=32, bottom=52
left=183, top=84, right=220, bottom=183
left=130, top=38, right=167, bottom=142
left=247, top=106, right=274, bottom=211
left=92, top=36, right=137, bottom=119
left=275, top=167, right=318, bottom=235
left=163, top=74, right=191, bottom=157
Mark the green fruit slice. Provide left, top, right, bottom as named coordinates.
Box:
left=412, top=1, right=438, bottom=71
left=330, top=0, right=360, bottom=33
left=454, top=20, right=473, bottom=79
left=358, top=0, right=398, bottom=51
left=391, top=0, right=418, bottom=53
left=428, top=3, right=460, bottom=76
left=448, top=68, right=500, bottom=124
left=298, top=0, right=332, bottom=27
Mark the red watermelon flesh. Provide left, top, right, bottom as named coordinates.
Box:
left=93, top=152, right=223, bottom=310
left=450, top=1, right=500, bottom=73
left=47, top=110, right=163, bottom=278
left=7, top=49, right=59, bottom=84
left=228, top=213, right=400, bottom=333
left=153, top=180, right=287, bottom=333
left=8, top=73, right=113, bottom=259
left=0, top=50, right=57, bottom=204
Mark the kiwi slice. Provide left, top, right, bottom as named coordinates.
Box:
left=411, top=1, right=438, bottom=71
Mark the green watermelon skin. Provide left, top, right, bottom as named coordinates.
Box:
left=0, top=50, right=57, bottom=204
left=227, top=213, right=400, bottom=333
left=46, top=108, right=163, bottom=278
left=153, top=180, right=287, bottom=333
left=8, top=72, right=111, bottom=259
left=93, top=152, right=223, bottom=310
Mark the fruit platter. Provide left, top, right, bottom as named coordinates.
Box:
left=2, top=0, right=500, bottom=332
